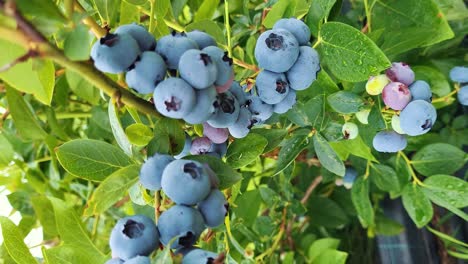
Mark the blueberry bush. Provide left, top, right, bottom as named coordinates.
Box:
left=0, top=0, right=467, bottom=263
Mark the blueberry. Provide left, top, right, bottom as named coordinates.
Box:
left=229, top=82, right=248, bottom=106
left=190, top=137, right=213, bottom=155
left=208, top=142, right=228, bottom=158
left=139, top=154, right=174, bottom=191
left=385, top=62, right=415, bottom=86
left=255, top=70, right=289, bottom=104
left=343, top=167, right=357, bottom=189
left=123, top=256, right=151, bottom=264
left=254, top=29, right=299, bottom=73
left=355, top=109, right=370, bottom=124
left=157, top=205, right=205, bottom=249
left=391, top=114, right=405, bottom=135
left=156, top=32, right=198, bottom=69
left=273, top=89, right=296, bottom=114
left=186, top=30, right=217, bottom=49
left=449, top=66, right=468, bottom=83
left=154, top=78, right=196, bottom=119
left=179, top=49, right=218, bottom=89
left=286, top=46, right=320, bottom=90
left=382, top=82, right=412, bottom=110
left=372, top=130, right=407, bottom=153
left=174, top=134, right=192, bottom=159
left=126, top=51, right=167, bottom=94
left=105, top=259, right=124, bottom=264
left=207, top=91, right=240, bottom=128
left=115, top=23, right=156, bottom=51
left=246, top=95, right=273, bottom=123
left=273, top=18, right=311, bottom=45
left=161, top=160, right=211, bottom=205
left=228, top=108, right=253, bottom=139
left=197, top=189, right=228, bottom=228
left=365, top=74, right=390, bottom=95
left=109, top=215, right=159, bottom=260
left=342, top=122, right=358, bottom=140
left=458, top=85, right=468, bottom=105
left=91, top=33, right=140, bottom=74
left=202, top=46, right=234, bottom=87
left=182, top=249, right=218, bottom=264
left=399, top=100, right=437, bottom=136
left=409, top=80, right=432, bottom=102
left=203, top=123, right=229, bottom=144
left=184, top=86, right=218, bottom=125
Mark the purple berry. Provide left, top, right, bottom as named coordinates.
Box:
left=385, top=62, right=415, bottom=86
left=203, top=123, right=229, bottom=144
left=190, top=137, right=213, bottom=155
left=382, top=82, right=412, bottom=110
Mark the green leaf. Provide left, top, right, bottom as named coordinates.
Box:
left=275, top=132, right=310, bottom=175
left=307, top=196, right=349, bottom=228
left=375, top=214, right=404, bottom=235
left=0, top=40, right=55, bottom=105
left=64, top=24, right=93, bottom=61
left=305, top=0, right=337, bottom=36
left=287, top=94, right=326, bottom=127
left=312, top=250, right=348, bottom=264
left=16, top=0, right=65, bottom=23
left=151, top=118, right=185, bottom=156
left=308, top=238, right=340, bottom=262
left=423, top=175, right=468, bottom=208
left=6, top=86, right=47, bottom=140
left=251, top=128, right=288, bottom=153
left=372, top=0, right=454, bottom=56
left=124, top=0, right=147, bottom=5
left=66, top=70, right=100, bottom=104
left=351, top=177, right=374, bottom=227
left=370, top=164, right=400, bottom=192
left=125, top=123, right=153, bottom=146
left=31, top=196, right=58, bottom=240
left=0, top=132, right=14, bottom=168
left=120, top=0, right=140, bottom=24
left=0, top=217, right=38, bottom=264
left=402, top=184, right=433, bottom=228
left=423, top=187, right=468, bottom=221
left=413, top=66, right=451, bottom=97
left=84, top=164, right=140, bottom=216
left=56, top=139, right=133, bottom=181
left=108, top=102, right=132, bottom=156
left=194, top=0, right=220, bottom=21
left=155, top=0, right=170, bottom=17
left=185, top=20, right=225, bottom=45
left=94, top=0, right=121, bottom=27
left=329, top=136, right=377, bottom=162
left=313, top=133, right=345, bottom=176
left=187, top=155, right=242, bottom=189
left=263, top=0, right=295, bottom=28
left=226, top=134, right=267, bottom=169
left=411, top=143, right=465, bottom=176
left=327, top=91, right=365, bottom=114
left=232, top=189, right=261, bottom=227
left=48, top=198, right=107, bottom=263
left=319, top=22, right=391, bottom=82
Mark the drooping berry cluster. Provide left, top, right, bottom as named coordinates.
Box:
left=449, top=66, right=468, bottom=106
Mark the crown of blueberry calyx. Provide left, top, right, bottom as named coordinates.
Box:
left=397, top=83, right=409, bottom=94
left=184, top=162, right=203, bottom=179
left=178, top=231, right=196, bottom=247
left=265, top=33, right=284, bottom=51
left=100, top=33, right=119, bottom=46
left=222, top=52, right=233, bottom=66
left=215, top=94, right=236, bottom=114
left=421, top=119, right=432, bottom=130
left=223, top=203, right=230, bottom=216
left=275, top=80, right=288, bottom=94
left=207, top=258, right=215, bottom=264
left=126, top=55, right=141, bottom=71
left=171, top=30, right=186, bottom=37
left=122, top=219, right=145, bottom=239
left=343, top=130, right=350, bottom=139
left=200, top=53, right=213, bottom=66
left=164, top=96, right=182, bottom=112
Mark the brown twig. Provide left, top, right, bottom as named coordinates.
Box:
left=300, top=176, right=323, bottom=205
left=0, top=50, right=39, bottom=72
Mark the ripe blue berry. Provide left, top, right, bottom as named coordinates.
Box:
left=399, top=100, right=437, bottom=136
left=286, top=46, right=320, bottom=90
left=458, top=85, right=468, bottom=105
left=255, top=70, right=289, bottom=104
left=175, top=134, right=192, bottom=159
left=246, top=95, right=273, bottom=123
left=409, top=80, right=432, bottom=102
left=449, top=66, right=468, bottom=83
left=158, top=205, right=205, bottom=249
left=179, top=49, right=218, bottom=89
left=273, top=89, right=296, bottom=114
left=183, top=86, right=218, bottom=125
left=91, top=33, right=140, bottom=74
left=198, top=189, right=228, bottom=228
left=139, top=154, right=174, bottom=191
left=105, top=259, right=123, bottom=264
left=182, top=249, right=218, bottom=264
left=109, top=215, right=159, bottom=260
left=273, top=18, right=311, bottom=45
left=372, top=130, right=407, bottom=153
left=123, top=256, right=151, bottom=264
left=161, top=160, right=211, bottom=205
left=203, top=123, right=229, bottom=144
left=126, top=51, right=167, bottom=94
left=386, top=62, right=415, bottom=86
left=154, top=78, right=196, bottom=119
left=229, top=82, right=248, bottom=106
left=228, top=108, right=253, bottom=139
left=190, top=137, right=213, bottom=155
left=202, top=46, right=234, bottom=87
left=343, top=167, right=357, bottom=189
left=115, top=23, right=156, bottom=51
left=186, top=30, right=217, bottom=49
left=382, top=82, right=412, bottom=110
left=254, top=29, right=299, bottom=73
left=207, top=91, right=240, bottom=128
left=156, top=32, right=198, bottom=69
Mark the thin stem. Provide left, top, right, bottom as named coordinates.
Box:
left=149, top=0, right=156, bottom=34
left=364, top=160, right=371, bottom=179
left=364, top=0, right=372, bottom=32
left=74, top=0, right=107, bottom=38
left=233, top=58, right=259, bottom=72
left=312, top=38, right=321, bottom=49
left=398, top=151, right=424, bottom=186
left=255, top=208, right=287, bottom=261
left=432, top=84, right=460, bottom=103
left=301, top=175, right=323, bottom=205
left=154, top=191, right=161, bottom=224
left=224, top=0, right=232, bottom=57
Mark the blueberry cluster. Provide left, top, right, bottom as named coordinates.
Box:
left=104, top=154, right=227, bottom=263
left=449, top=66, right=468, bottom=106
left=364, top=62, right=438, bottom=153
